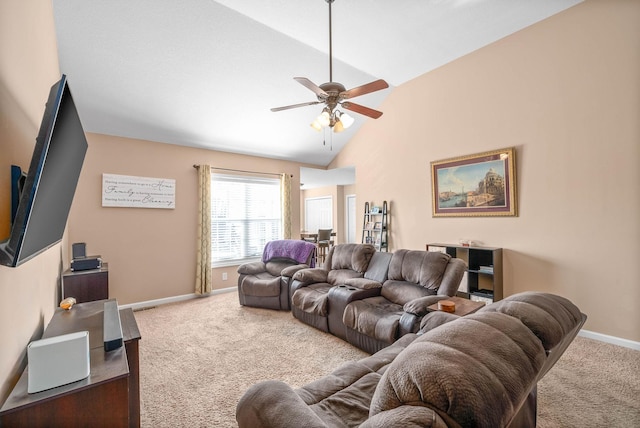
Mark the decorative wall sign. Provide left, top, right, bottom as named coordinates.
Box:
left=102, top=173, right=175, bottom=209
left=431, top=147, right=517, bottom=217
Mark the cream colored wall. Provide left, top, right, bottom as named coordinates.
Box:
left=0, top=0, right=63, bottom=403
left=67, top=133, right=307, bottom=304
left=332, top=0, right=640, bottom=342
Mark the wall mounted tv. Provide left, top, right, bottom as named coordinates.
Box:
left=0, top=75, right=87, bottom=267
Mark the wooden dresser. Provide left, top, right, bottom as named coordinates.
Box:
left=0, top=300, right=141, bottom=427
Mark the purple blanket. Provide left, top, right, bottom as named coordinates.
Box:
left=262, top=240, right=317, bottom=268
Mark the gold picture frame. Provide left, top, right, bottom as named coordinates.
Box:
left=431, top=147, right=517, bottom=217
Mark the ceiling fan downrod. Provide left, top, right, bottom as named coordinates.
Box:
left=327, top=0, right=334, bottom=82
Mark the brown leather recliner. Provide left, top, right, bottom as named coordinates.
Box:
left=289, top=243, right=376, bottom=332
left=236, top=292, right=587, bottom=428
left=237, top=240, right=316, bottom=310
left=342, top=249, right=467, bottom=353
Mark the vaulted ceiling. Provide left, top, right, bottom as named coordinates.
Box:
left=52, top=0, right=582, bottom=167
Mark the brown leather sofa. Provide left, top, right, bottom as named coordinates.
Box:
left=237, top=239, right=316, bottom=310
left=291, top=247, right=466, bottom=354
left=236, top=291, right=587, bottom=428
left=339, top=249, right=467, bottom=353
left=289, top=243, right=377, bottom=332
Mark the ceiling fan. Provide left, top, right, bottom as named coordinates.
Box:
left=270, top=0, right=389, bottom=133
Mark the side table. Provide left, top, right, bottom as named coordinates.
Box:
left=427, top=296, right=485, bottom=317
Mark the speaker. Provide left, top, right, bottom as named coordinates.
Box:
left=72, top=242, right=86, bottom=260
left=27, top=331, right=90, bottom=393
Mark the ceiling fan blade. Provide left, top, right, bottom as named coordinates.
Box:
left=294, top=77, right=328, bottom=98
left=341, top=101, right=383, bottom=119
left=341, top=79, right=389, bottom=99
left=271, top=101, right=321, bottom=112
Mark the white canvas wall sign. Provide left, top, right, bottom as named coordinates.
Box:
left=102, top=173, right=175, bottom=209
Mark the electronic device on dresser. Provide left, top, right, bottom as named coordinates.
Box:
left=71, top=256, right=102, bottom=272
left=70, top=241, right=102, bottom=271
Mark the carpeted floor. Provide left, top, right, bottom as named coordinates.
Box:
left=133, top=291, right=640, bottom=427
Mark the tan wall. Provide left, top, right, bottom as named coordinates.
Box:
left=67, top=133, right=308, bottom=304
left=332, top=0, right=640, bottom=342
left=0, top=0, right=62, bottom=403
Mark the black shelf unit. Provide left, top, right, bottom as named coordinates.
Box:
left=426, top=243, right=503, bottom=303
left=362, top=201, right=388, bottom=252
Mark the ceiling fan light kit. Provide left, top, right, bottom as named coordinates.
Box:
left=271, top=0, right=388, bottom=135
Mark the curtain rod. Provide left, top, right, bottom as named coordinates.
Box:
left=193, top=165, right=292, bottom=178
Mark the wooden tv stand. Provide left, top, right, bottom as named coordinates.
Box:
left=0, top=300, right=141, bottom=427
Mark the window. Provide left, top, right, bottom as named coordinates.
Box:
left=211, top=173, right=281, bottom=267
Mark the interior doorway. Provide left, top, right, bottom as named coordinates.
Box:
left=346, top=194, right=357, bottom=243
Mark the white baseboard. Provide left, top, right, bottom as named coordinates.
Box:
left=579, top=329, right=640, bottom=351
left=119, top=287, right=236, bottom=311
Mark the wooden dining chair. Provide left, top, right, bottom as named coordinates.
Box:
left=316, top=228, right=333, bottom=265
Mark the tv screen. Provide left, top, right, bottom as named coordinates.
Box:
left=0, top=75, right=87, bottom=267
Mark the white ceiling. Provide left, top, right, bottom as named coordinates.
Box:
left=300, top=166, right=355, bottom=190
left=51, top=0, right=582, bottom=168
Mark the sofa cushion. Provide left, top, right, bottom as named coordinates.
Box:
left=308, top=371, right=381, bottom=426
left=369, top=311, right=546, bottom=428
left=265, top=258, right=298, bottom=277
left=387, top=250, right=451, bottom=290
left=479, top=291, right=584, bottom=351
left=294, top=334, right=418, bottom=427
left=343, top=296, right=404, bottom=343
left=344, top=278, right=383, bottom=290
left=364, top=252, right=393, bottom=283
left=281, top=263, right=308, bottom=278
left=361, top=406, right=449, bottom=428
left=293, top=268, right=328, bottom=284
left=237, top=261, right=267, bottom=275
left=292, top=283, right=334, bottom=316
left=240, top=274, right=281, bottom=297
left=329, top=243, right=375, bottom=273
left=419, top=311, right=460, bottom=333
left=327, top=269, right=364, bottom=286
left=381, top=280, right=435, bottom=306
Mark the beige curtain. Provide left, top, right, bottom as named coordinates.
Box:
left=195, top=165, right=212, bottom=294
left=281, top=173, right=292, bottom=239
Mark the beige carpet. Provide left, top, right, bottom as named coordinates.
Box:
left=133, top=291, right=640, bottom=427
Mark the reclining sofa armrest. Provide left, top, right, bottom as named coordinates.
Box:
left=328, top=284, right=383, bottom=341
left=399, top=296, right=452, bottom=336
left=403, top=295, right=450, bottom=317
left=292, top=267, right=328, bottom=284
left=344, top=277, right=383, bottom=290
left=237, top=261, right=267, bottom=275
left=361, top=406, right=452, bottom=428
left=236, top=380, right=327, bottom=428
left=437, top=258, right=467, bottom=297
left=281, top=263, right=309, bottom=278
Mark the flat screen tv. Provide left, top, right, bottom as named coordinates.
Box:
left=0, top=75, right=87, bottom=267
